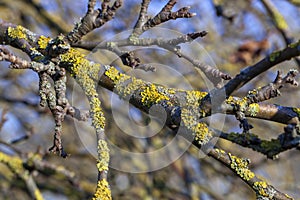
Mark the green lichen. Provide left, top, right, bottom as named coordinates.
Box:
left=288, top=40, right=300, bottom=49
left=247, top=103, right=260, bottom=116
left=227, top=132, right=260, bottom=145
left=227, top=132, right=248, bottom=144
left=92, top=179, right=112, bottom=200
left=261, top=140, right=281, bottom=156
left=228, top=153, right=255, bottom=181
left=227, top=132, right=239, bottom=141
left=269, top=51, right=281, bottom=62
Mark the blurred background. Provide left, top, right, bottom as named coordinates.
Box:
left=0, top=0, right=299, bottom=199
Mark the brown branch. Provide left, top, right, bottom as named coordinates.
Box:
left=222, top=40, right=300, bottom=96
left=246, top=70, right=298, bottom=104
left=214, top=127, right=300, bottom=159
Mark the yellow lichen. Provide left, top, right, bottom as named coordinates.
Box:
left=181, top=90, right=211, bottom=145
left=166, top=88, right=176, bottom=94
left=226, top=96, right=235, bottom=103
left=293, top=107, right=300, bottom=117
left=34, top=189, right=44, bottom=200
left=273, top=11, right=288, bottom=30
left=226, top=96, right=248, bottom=111
left=193, top=122, right=213, bottom=145
left=247, top=88, right=259, bottom=96
left=118, top=77, right=143, bottom=98
left=7, top=25, right=27, bottom=40
left=247, top=103, right=260, bottom=116
left=186, top=91, right=208, bottom=104
left=181, top=108, right=196, bottom=129
left=104, top=66, right=126, bottom=83
left=215, top=148, right=225, bottom=154
left=97, top=140, right=110, bottom=172
left=37, top=35, right=51, bottom=49
left=60, top=48, right=100, bottom=79
left=93, top=179, right=112, bottom=200
left=90, top=97, right=106, bottom=130
left=140, top=84, right=170, bottom=107
left=104, top=66, right=143, bottom=99
left=105, top=66, right=177, bottom=106
left=60, top=47, right=105, bottom=132
left=253, top=181, right=269, bottom=197
left=284, top=193, right=293, bottom=200
left=0, top=151, right=24, bottom=175
left=228, top=153, right=255, bottom=181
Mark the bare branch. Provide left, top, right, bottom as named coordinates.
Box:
left=67, top=0, right=123, bottom=43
